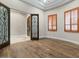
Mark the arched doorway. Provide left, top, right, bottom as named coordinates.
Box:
left=27, top=16, right=31, bottom=36
left=27, top=14, right=39, bottom=40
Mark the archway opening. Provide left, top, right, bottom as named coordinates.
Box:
left=27, top=15, right=31, bottom=37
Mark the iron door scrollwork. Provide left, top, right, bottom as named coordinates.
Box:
left=0, top=3, right=10, bottom=49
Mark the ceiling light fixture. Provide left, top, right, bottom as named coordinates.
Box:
left=44, top=0, right=47, bottom=3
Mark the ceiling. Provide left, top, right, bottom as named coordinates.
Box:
left=20, top=0, right=74, bottom=11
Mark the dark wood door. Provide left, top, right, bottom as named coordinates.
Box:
left=0, top=3, right=10, bottom=49
left=31, top=14, right=39, bottom=40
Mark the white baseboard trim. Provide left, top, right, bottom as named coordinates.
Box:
left=11, top=35, right=79, bottom=45
left=46, top=36, right=79, bottom=45
left=39, top=36, right=45, bottom=39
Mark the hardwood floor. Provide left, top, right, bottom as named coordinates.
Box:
left=0, top=38, right=79, bottom=58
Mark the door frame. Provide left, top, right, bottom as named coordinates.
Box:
left=31, top=14, right=39, bottom=40
left=0, top=3, right=10, bottom=49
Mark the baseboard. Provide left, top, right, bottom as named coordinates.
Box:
left=46, top=36, right=79, bottom=45
left=11, top=34, right=26, bottom=38
left=39, top=36, right=45, bottom=39
left=11, top=35, right=79, bottom=45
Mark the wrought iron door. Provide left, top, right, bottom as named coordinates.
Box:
left=31, top=14, right=39, bottom=40
left=0, top=3, right=10, bottom=49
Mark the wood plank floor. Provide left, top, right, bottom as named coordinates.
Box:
left=0, top=38, right=79, bottom=58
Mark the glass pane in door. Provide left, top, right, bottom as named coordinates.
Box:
left=31, top=14, right=39, bottom=40
left=32, top=16, right=37, bottom=38
left=0, top=4, right=9, bottom=47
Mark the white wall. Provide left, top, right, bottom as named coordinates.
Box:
left=10, top=10, right=29, bottom=44
left=11, top=10, right=26, bottom=36
left=1, top=0, right=79, bottom=44
left=0, top=0, right=45, bottom=43
left=45, top=0, right=79, bottom=44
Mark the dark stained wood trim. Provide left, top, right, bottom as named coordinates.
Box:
left=0, top=41, right=10, bottom=49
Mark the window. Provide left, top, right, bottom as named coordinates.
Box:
left=48, top=14, right=57, bottom=31
left=64, top=7, right=79, bottom=32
